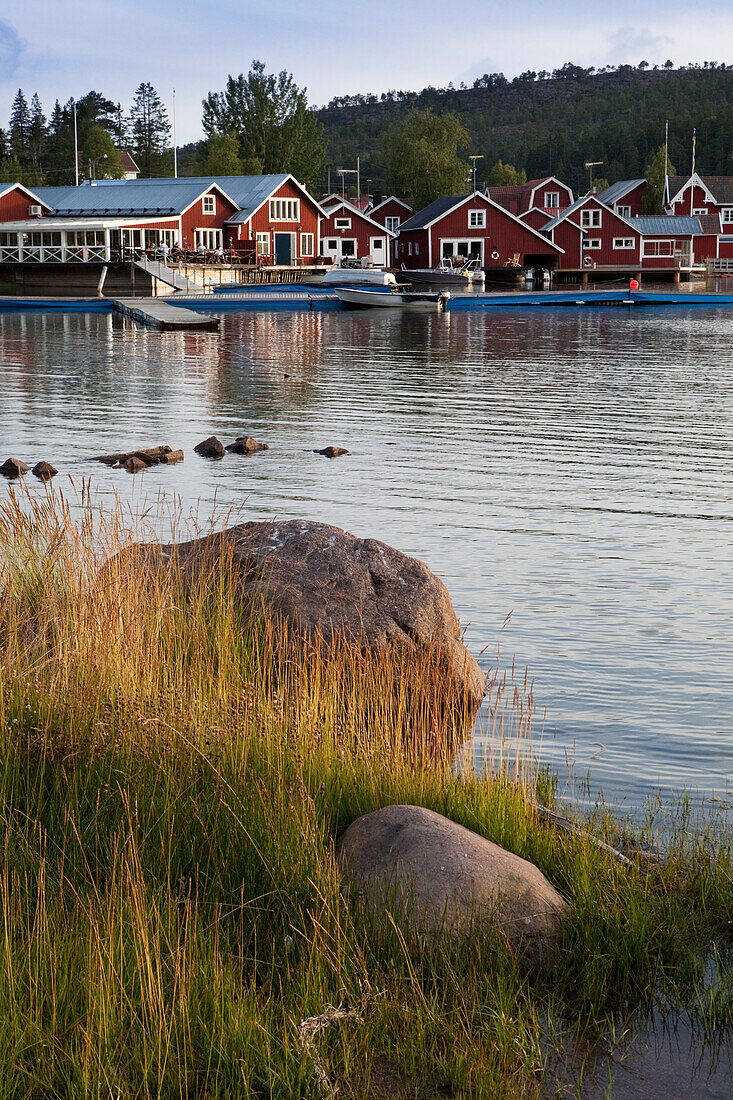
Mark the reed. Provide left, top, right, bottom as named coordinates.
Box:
left=0, top=485, right=729, bottom=1098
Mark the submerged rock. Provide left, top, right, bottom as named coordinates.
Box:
left=194, top=436, right=225, bottom=459
left=315, top=446, right=349, bottom=458
left=226, top=436, right=269, bottom=455
left=114, top=519, right=486, bottom=724
left=94, top=445, right=172, bottom=466
left=32, top=461, right=58, bottom=479
left=337, top=805, right=569, bottom=964
left=0, top=458, right=29, bottom=478
left=160, top=449, right=184, bottom=464
left=122, top=456, right=147, bottom=473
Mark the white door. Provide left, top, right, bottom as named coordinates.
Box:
left=370, top=236, right=386, bottom=264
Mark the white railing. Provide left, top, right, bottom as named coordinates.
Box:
left=0, top=247, right=21, bottom=262
left=23, top=246, right=43, bottom=262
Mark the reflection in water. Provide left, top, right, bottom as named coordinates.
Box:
left=1, top=306, right=732, bottom=817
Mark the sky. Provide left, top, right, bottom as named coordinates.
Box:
left=1, top=0, right=732, bottom=145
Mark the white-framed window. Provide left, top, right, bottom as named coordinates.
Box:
left=642, top=240, right=674, bottom=257
left=468, top=209, right=486, bottom=228
left=545, top=192, right=560, bottom=208
left=256, top=232, right=270, bottom=257
left=415, top=242, right=420, bottom=255
left=203, top=194, right=216, bottom=215
left=334, top=217, right=351, bottom=229
left=300, top=232, right=314, bottom=256
left=195, top=228, right=222, bottom=251
left=269, top=198, right=300, bottom=221
left=613, top=238, right=635, bottom=249
left=408, top=241, right=413, bottom=256
left=616, top=205, right=631, bottom=218
left=693, top=207, right=707, bottom=216
left=721, top=209, right=733, bottom=222
left=385, top=216, right=400, bottom=231
left=583, top=238, right=602, bottom=249
left=327, top=239, right=338, bottom=249
left=581, top=209, right=601, bottom=227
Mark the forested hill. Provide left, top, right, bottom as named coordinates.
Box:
left=315, top=65, right=733, bottom=193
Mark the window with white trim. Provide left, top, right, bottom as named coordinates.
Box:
left=581, top=209, right=601, bottom=227
left=616, top=205, right=631, bottom=218
left=545, top=192, right=560, bottom=208
left=642, top=240, right=674, bottom=256
left=334, top=217, right=351, bottom=229
left=385, top=216, right=400, bottom=231
left=414, top=242, right=419, bottom=255
left=721, top=209, right=733, bottom=222
left=203, top=194, right=216, bottom=215
left=408, top=242, right=413, bottom=255
left=613, top=238, right=635, bottom=249
left=693, top=208, right=707, bottom=215
left=269, top=198, right=300, bottom=221
left=468, top=209, right=486, bottom=228
left=300, top=232, right=314, bottom=256
left=583, top=238, right=602, bottom=249
left=256, top=232, right=270, bottom=257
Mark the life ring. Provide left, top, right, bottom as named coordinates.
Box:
left=583, top=255, right=593, bottom=266
left=491, top=249, right=500, bottom=260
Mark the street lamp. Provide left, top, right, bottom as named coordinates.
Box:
left=584, top=160, right=603, bottom=194
left=88, top=154, right=108, bottom=182
left=469, top=155, right=484, bottom=192
left=337, top=167, right=358, bottom=202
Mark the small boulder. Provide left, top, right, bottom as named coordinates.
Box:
left=0, top=458, right=29, bottom=478
left=32, top=461, right=58, bottom=480
left=226, top=436, right=269, bottom=455
left=122, top=456, right=147, bottom=473
left=315, top=446, right=349, bottom=458
left=94, top=445, right=172, bottom=466
left=337, top=805, right=569, bottom=964
left=194, top=436, right=225, bottom=459
left=160, top=449, right=184, bottom=464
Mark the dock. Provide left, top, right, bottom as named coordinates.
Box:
left=111, top=298, right=219, bottom=330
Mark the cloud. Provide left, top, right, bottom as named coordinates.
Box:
left=607, top=26, right=674, bottom=60
left=0, top=19, right=23, bottom=78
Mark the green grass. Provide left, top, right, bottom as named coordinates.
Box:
left=0, top=486, right=730, bottom=1098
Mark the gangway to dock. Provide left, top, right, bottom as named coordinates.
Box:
left=133, top=258, right=205, bottom=294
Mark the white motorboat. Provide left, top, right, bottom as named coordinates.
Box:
left=334, top=286, right=450, bottom=310
left=321, top=267, right=397, bottom=287
left=398, top=257, right=485, bottom=287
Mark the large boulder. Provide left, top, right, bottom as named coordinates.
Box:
left=115, top=520, right=485, bottom=720
left=337, top=805, right=569, bottom=963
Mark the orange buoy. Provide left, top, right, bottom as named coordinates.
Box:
left=629, top=278, right=639, bottom=291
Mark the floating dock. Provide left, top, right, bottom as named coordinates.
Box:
left=111, top=297, right=219, bottom=330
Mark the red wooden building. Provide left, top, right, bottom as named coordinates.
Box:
left=224, top=175, right=324, bottom=264
left=395, top=191, right=563, bottom=270
left=487, top=176, right=573, bottom=218
left=0, top=182, right=51, bottom=222
left=543, top=195, right=640, bottom=269
left=368, top=195, right=413, bottom=236
left=319, top=199, right=395, bottom=266
left=666, top=173, right=733, bottom=226
left=597, top=180, right=647, bottom=219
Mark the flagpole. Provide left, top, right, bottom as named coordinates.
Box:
left=73, top=100, right=79, bottom=186
left=663, top=119, right=669, bottom=210
left=173, top=88, right=178, bottom=178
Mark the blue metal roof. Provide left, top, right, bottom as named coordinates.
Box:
left=33, top=179, right=214, bottom=217
left=631, top=216, right=702, bottom=235
left=398, top=195, right=471, bottom=231
left=598, top=179, right=645, bottom=205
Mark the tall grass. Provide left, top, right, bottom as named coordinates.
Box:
left=0, top=485, right=730, bottom=1098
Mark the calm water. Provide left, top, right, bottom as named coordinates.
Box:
left=1, top=306, right=732, bottom=819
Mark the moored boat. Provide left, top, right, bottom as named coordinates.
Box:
left=334, top=286, right=450, bottom=310
left=397, top=258, right=485, bottom=288
left=321, top=268, right=397, bottom=287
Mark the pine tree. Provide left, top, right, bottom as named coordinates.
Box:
left=128, top=83, right=170, bottom=177
left=28, top=93, right=47, bottom=176
left=9, top=89, right=30, bottom=165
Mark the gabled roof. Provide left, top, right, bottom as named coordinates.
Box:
left=697, top=213, right=723, bottom=234
left=33, top=178, right=237, bottom=217
left=399, top=190, right=563, bottom=253
left=320, top=198, right=397, bottom=237
left=667, top=174, right=733, bottom=206
left=518, top=207, right=553, bottom=227
left=0, top=181, right=51, bottom=209
left=488, top=176, right=573, bottom=214
left=631, top=215, right=701, bottom=235
left=598, top=179, right=645, bottom=205
left=544, top=193, right=637, bottom=233
left=369, top=195, right=412, bottom=215
left=120, top=150, right=140, bottom=173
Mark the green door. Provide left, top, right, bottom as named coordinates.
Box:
left=274, top=233, right=292, bottom=265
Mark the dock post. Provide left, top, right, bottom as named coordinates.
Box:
left=582, top=271, right=589, bottom=286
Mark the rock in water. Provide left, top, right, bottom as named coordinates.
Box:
left=94, top=445, right=172, bottom=466
left=194, top=436, right=225, bottom=458
left=115, top=519, right=486, bottom=723
left=0, top=458, right=29, bottom=478
left=32, top=461, right=58, bottom=479
left=122, top=456, right=147, bottom=473
left=315, top=446, right=349, bottom=458
left=160, top=450, right=184, bottom=464
left=226, top=437, right=269, bottom=455
left=337, top=805, right=569, bottom=963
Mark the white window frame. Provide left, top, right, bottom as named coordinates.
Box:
left=613, top=238, right=635, bottom=249
left=439, top=238, right=485, bottom=263
left=256, top=231, right=270, bottom=257
left=545, top=191, right=560, bottom=208
left=720, top=209, right=733, bottom=223
left=408, top=241, right=413, bottom=256
left=385, top=216, right=400, bottom=231
left=583, top=238, right=602, bottom=249
left=269, top=198, right=300, bottom=221
left=581, top=209, right=601, bottom=228
left=468, top=209, right=486, bottom=228
left=616, top=205, right=631, bottom=218
left=202, top=194, right=216, bottom=215
left=334, top=217, right=351, bottom=229
left=414, top=242, right=420, bottom=256
left=693, top=208, right=707, bottom=216
left=369, top=236, right=385, bottom=257
left=300, top=232, right=314, bottom=256
left=195, top=228, right=223, bottom=251
left=641, top=240, right=675, bottom=257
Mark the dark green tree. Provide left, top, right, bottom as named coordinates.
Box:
left=486, top=160, right=527, bottom=186
left=202, top=60, right=325, bottom=185
left=128, top=82, right=171, bottom=177
left=9, top=89, right=30, bottom=164
left=201, top=132, right=243, bottom=175
left=28, top=93, right=47, bottom=177
left=643, top=145, right=676, bottom=213
left=381, top=109, right=470, bottom=209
